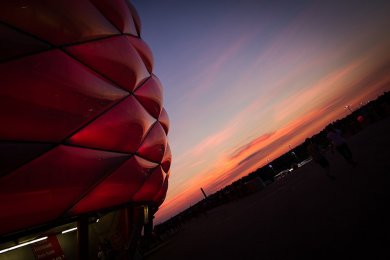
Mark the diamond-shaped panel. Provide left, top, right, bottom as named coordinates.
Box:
left=0, top=145, right=129, bottom=235
left=137, top=122, right=167, bottom=163
left=0, top=50, right=128, bottom=142
left=90, top=0, right=138, bottom=35
left=0, top=0, right=119, bottom=45
left=126, top=1, right=142, bottom=35
left=0, top=142, right=53, bottom=178
left=0, top=23, right=51, bottom=61
left=153, top=176, right=169, bottom=206
left=159, top=108, right=170, bottom=134
left=70, top=156, right=158, bottom=215
left=134, top=75, right=163, bottom=118
left=132, top=166, right=164, bottom=202
left=67, top=96, right=155, bottom=153
left=161, top=143, right=172, bottom=174
left=127, top=36, right=154, bottom=72
left=65, top=35, right=150, bottom=92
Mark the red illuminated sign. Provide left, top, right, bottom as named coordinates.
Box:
left=31, top=236, right=65, bottom=260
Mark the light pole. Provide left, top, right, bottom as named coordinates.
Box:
left=200, top=188, right=208, bottom=199
left=267, top=158, right=276, bottom=174
left=268, top=164, right=276, bottom=174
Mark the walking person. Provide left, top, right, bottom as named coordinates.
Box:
left=306, top=138, right=336, bottom=180
left=326, top=125, right=357, bottom=167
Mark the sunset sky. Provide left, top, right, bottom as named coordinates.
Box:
left=132, top=0, right=390, bottom=223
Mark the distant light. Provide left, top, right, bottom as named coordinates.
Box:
left=61, top=227, right=77, bottom=234
left=0, top=236, right=48, bottom=254
left=96, top=218, right=100, bottom=223
left=144, top=205, right=149, bottom=224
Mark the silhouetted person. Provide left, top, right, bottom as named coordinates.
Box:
left=306, top=138, right=335, bottom=180
left=97, top=244, right=106, bottom=260
left=326, top=125, right=357, bottom=167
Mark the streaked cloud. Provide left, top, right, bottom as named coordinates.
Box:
left=135, top=0, right=390, bottom=224
left=229, top=132, right=275, bottom=161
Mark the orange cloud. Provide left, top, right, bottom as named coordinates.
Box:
left=156, top=104, right=338, bottom=223
left=273, top=55, right=368, bottom=123
left=157, top=54, right=390, bottom=224
left=229, top=132, right=275, bottom=161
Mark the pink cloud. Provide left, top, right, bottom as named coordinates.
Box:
left=229, top=132, right=275, bottom=161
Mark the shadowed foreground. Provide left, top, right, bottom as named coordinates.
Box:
left=145, top=117, right=390, bottom=260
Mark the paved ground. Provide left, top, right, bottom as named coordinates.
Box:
left=144, top=117, right=390, bottom=260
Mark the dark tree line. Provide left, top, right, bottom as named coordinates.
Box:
left=141, top=91, right=390, bottom=253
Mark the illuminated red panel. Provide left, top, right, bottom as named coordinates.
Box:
left=67, top=96, right=155, bottom=153
left=153, top=176, right=169, bottom=206
left=0, top=1, right=119, bottom=45
left=161, top=143, right=172, bottom=174
left=0, top=0, right=171, bottom=236
left=126, top=2, right=142, bottom=35
left=0, top=143, right=53, bottom=178
left=137, top=122, right=167, bottom=163
left=70, top=156, right=158, bottom=214
left=134, top=75, right=163, bottom=118
left=127, top=36, right=154, bottom=72
left=159, top=108, right=170, bottom=134
left=0, top=50, right=128, bottom=142
left=0, top=145, right=129, bottom=235
left=90, top=0, right=138, bottom=35
left=133, top=167, right=164, bottom=202
left=0, top=23, right=50, bottom=61
left=65, top=36, right=150, bottom=92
